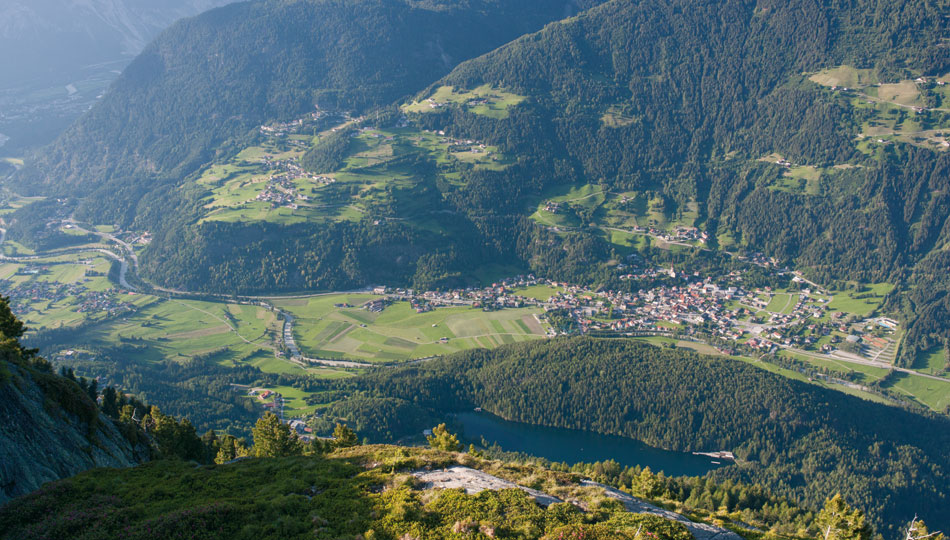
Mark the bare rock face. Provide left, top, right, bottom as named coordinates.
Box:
left=0, top=362, right=149, bottom=504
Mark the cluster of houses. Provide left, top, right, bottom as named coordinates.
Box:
left=258, top=108, right=338, bottom=137
left=366, top=269, right=893, bottom=361
left=252, top=159, right=332, bottom=209
left=247, top=387, right=316, bottom=442
left=1, top=278, right=134, bottom=320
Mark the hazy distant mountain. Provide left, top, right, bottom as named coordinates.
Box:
left=0, top=0, right=232, bottom=82
left=0, top=0, right=233, bottom=152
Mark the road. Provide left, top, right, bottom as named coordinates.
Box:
left=4, top=222, right=947, bottom=384
left=787, top=346, right=950, bottom=383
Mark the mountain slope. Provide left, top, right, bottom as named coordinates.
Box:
left=82, top=0, right=948, bottom=296
left=0, top=444, right=822, bottom=540
left=0, top=0, right=233, bottom=81
left=14, top=0, right=603, bottom=201
left=382, top=0, right=950, bottom=362
left=0, top=359, right=150, bottom=504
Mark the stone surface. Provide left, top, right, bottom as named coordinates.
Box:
left=0, top=362, right=149, bottom=504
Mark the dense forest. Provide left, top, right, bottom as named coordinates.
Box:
left=309, top=338, right=950, bottom=534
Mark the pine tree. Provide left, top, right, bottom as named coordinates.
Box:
left=332, top=423, right=359, bottom=448
left=86, top=378, right=98, bottom=401
left=214, top=434, right=250, bottom=464
left=101, top=387, right=118, bottom=418
left=426, top=423, right=461, bottom=451
left=817, top=493, right=873, bottom=540
left=253, top=412, right=303, bottom=457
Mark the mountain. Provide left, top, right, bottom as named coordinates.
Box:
left=14, top=0, right=602, bottom=197
left=12, top=0, right=948, bottom=320
left=0, top=300, right=150, bottom=504
left=315, top=337, right=950, bottom=534
left=0, top=360, right=150, bottom=504
left=0, top=0, right=233, bottom=81
left=407, top=0, right=950, bottom=364
left=0, top=0, right=234, bottom=152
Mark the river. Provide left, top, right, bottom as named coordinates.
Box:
left=454, top=411, right=724, bottom=477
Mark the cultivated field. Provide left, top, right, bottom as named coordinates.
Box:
left=275, top=294, right=549, bottom=363
left=403, top=84, right=527, bottom=119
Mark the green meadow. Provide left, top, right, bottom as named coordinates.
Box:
left=275, top=294, right=549, bottom=363
left=403, top=84, right=527, bottom=119
left=827, top=283, right=893, bottom=317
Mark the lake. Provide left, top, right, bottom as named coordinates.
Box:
left=454, top=411, right=724, bottom=477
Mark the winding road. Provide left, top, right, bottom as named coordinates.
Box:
left=0, top=222, right=375, bottom=370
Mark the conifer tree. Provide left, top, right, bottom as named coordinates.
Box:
left=426, top=423, right=461, bottom=451
left=253, top=412, right=303, bottom=457
left=817, top=494, right=873, bottom=540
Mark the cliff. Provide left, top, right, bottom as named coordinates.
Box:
left=0, top=360, right=149, bottom=504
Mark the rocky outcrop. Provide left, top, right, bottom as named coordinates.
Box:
left=0, top=362, right=149, bottom=504
left=582, top=480, right=744, bottom=540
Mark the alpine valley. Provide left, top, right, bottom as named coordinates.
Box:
left=1, top=0, right=949, bottom=539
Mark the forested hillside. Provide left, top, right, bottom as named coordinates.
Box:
left=11, top=0, right=950, bottom=357
left=410, top=0, right=950, bottom=363
left=13, top=0, right=602, bottom=209
left=312, top=338, right=950, bottom=534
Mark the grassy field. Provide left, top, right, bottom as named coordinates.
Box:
left=0, top=248, right=348, bottom=378
left=913, top=346, right=948, bottom=376
left=515, top=284, right=563, bottom=301
left=765, top=293, right=798, bottom=314
left=275, top=294, right=549, bottom=363
left=827, top=283, right=893, bottom=317
left=882, top=372, right=950, bottom=413
left=403, top=84, right=527, bottom=119
left=808, top=66, right=878, bottom=88
left=781, top=349, right=950, bottom=412
left=807, top=66, right=950, bottom=152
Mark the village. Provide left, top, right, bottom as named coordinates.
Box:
left=0, top=271, right=137, bottom=322
left=367, top=267, right=897, bottom=363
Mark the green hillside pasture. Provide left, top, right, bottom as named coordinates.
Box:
left=404, top=84, right=527, bottom=119
left=875, top=80, right=924, bottom=107
left=529, top=183, right=606, bottom=228
left=827, top=283, right=893, bottom=317
left=200, top=123, right=514, bottom=226
left=769, top=166, right=822, bottom=195
left=808, top=66, right=878, bottom=88
left=0, top=194, right=43, bottom=216
left=600, top=191, right=647, bottom=229
left=855, top=98, right=950, bottom=151
left=276, top=294, right=548, bottom=363
left=913, top=346, right=948, bottom=377
left=602, top=229, right=651, bottom=252
left=882, top=372, right=950, bottom=413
